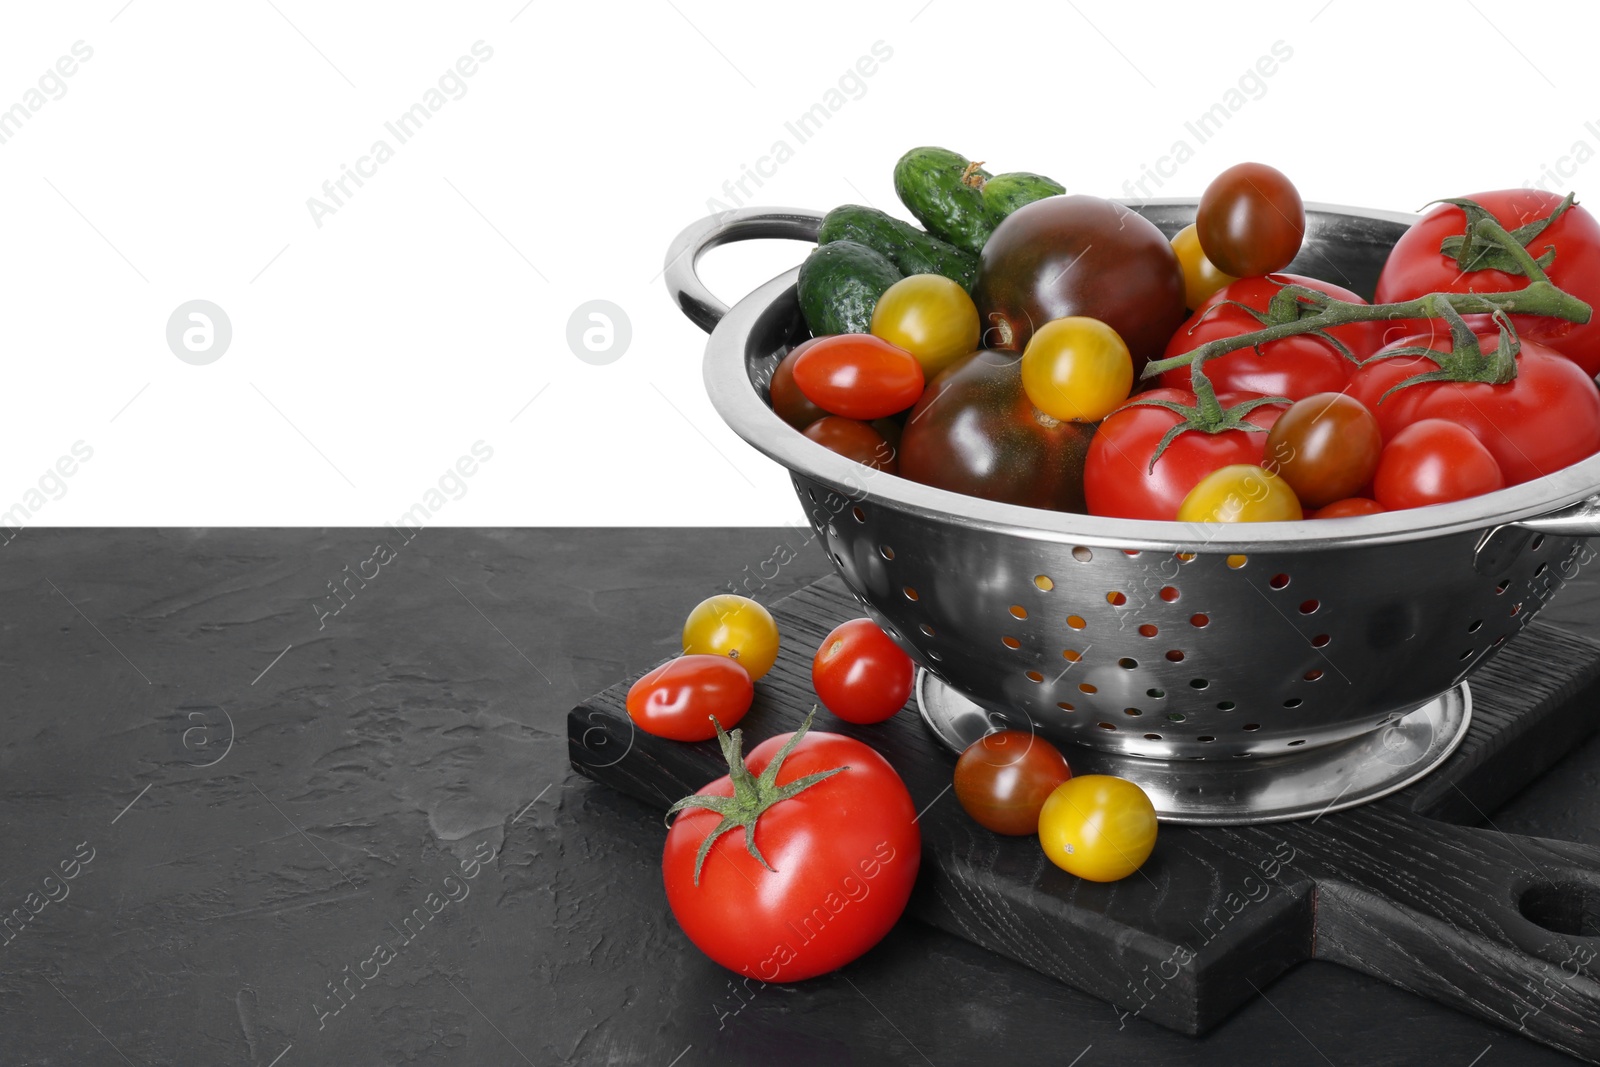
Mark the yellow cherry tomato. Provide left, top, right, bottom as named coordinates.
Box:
left=1171, top=223, right=1237, bottom=310
left=1019, top=316, right=1133, bottom=422
left=870, top=274, right=980, bottom=378
left=1177, top=464, right=1303, bottom=523
left=681, top=594, right=780, bottom=681
left=1037, top=775, right=1157, bottom=882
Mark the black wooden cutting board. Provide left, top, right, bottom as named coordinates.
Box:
left=570, top=573, right=1600, bottom=1063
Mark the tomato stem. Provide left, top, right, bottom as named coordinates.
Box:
left=665, top=709, right=847, bottom=887
left=1142, top=214, right=1592, bottom=380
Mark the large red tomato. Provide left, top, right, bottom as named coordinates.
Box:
left=1347, top=333, right=1600, bottom=486
left=663, top=715, right=920, bottom=982
left=1374, top=190, right=1600, bottom=375
left=972, top=195, right=1186, bottom=370
left=1084, top=388, right=1286, bottom=520
left=899, top=351, right=1094, bottom=511
left=1158, top=274, right=1381, bottom=400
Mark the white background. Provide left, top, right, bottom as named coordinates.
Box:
left=2, top=0, right=1597, bottom=528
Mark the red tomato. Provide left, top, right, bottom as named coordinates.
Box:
left=1263, top=392, right=1383, bottom=508
left=792, top=335, right=925, bottom=420
left=812, top=619, right=915, bottom=724
left=953, top=730, right=1072, bottom=836
left=1373, top=420, right=1504, bottom=510
left=663, top=716, right=920, bottom=982
left=1347, top=333, right=1600, bottom=486
left=1374, top=190, right=1600, bottom=374
left=1196, top=162, right=1306, bottom=277
left=802, top=416, right=898, bottom=474
left=1084, top=388, right=1286, bottom=520
left=1158, top=275, right=1381, bottom=400
left=770, top=340, right=828, bottom=430
left=626, top=655, right=754, bottom=742
left=1311, top=498, right=1387, bottom=519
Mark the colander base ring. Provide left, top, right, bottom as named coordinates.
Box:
left=916, top=671, right=1472, bottom=825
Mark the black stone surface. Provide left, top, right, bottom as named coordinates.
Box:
left=3, top=527, right=1600, bottom=1066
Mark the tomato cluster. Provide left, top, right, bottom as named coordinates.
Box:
left=781, top=160, right=1600, bottom=525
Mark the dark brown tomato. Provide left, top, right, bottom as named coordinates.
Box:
left=971, top=195, right=1186, bottom=372
left=1263, top=392, right=1383, bottom=509
left=899, top=351, right=1093, bottom=511
left=769, top=340, right=828, bottom=430
left=803, top=416, right=898, bottom=474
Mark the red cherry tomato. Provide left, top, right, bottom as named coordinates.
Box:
left=792, top=335, right=925, bottom=421
left=1083, top=388, right=1286, bottom=520
left=812, top=618, right=916, bottom=724
left=1373, top=419, right=1504, bottom=510
left=1310, top=498, right=1387, bottom=519
left=1346, top=333, right=1600, bottom=487
left=953, top=730, right=1072, bottom=836
left=663, top=719, right=920, bottom=982
left=770, top=340, right=828, bottom=430
left=1262, top=392, right=1383, bottom=508
left=626, top=655, right=754, bottom=742
left=1196, top=162, right=1306, bottom=277
left=802, top=416, right=898, bottom=474
left=1158, top=275, right=1380, bottom=400
left=1374, top=189, right=1600, bottom=374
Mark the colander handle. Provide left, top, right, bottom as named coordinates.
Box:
left=663, top=207, right=825, bottom=333
left=1512, top=494, right=1600, bottom=537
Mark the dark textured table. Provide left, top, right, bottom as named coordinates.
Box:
left=4, top=528, right=1600, bottom=1066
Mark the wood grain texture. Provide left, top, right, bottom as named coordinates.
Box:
left=571, top=573, right=1600, bottom=1062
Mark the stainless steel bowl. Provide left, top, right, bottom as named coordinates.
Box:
left=665, top=201, right=1600, bottom=822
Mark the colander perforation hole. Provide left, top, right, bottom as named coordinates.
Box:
left=1198, top=735, right=1216, bottom=743
left=1124, top=707, right=1142, bottom=716
left=1284, top=698, right=1303, bottom=708
left=1002, top=636, right=1021, bottom=649
left=880, top=545, right=895, bottom=560
left=1190, top=613, right=1210, bottom=627
left=1242, top=723, right=1260, bottom=731
left=1067, top=615, right=1087, bottom=630
left=1288, top=739, right=1307, bottom=746
left=1176, top=552, right=1197, bottom=563
left=1468, top=619, right=1484, bottom=632
left=1217, top=700, right=1236, bottom=711
left=1532, top=534, right=1547, bottom=551
left=903, top=586, right=919, bottom=601
left=1034, top=575, right=1054, bottom=591
left=1160, top=586, right=1181, bottom=602
left=1079, top=682, right=1098, bottom=694
left=1304, top=669, right=1324, bottom=681
left=1269, top=573, right=1290, bottom=589
left=927, top=649, right=943, bottom=662
left=1062, top=649, right=1082, bottom=662
left=920, top=623, right=936, bottom=637
left=1458, top=649, right=1474, bottom=660
left=1167, top=713, right=1186, bottom=722
left=1166, top=650, right=1186, bottom=662
left=1123, top=549, right=1142, bottom=557
left=1025, top=671, right=1044, bottom=683
left=1009, top=604, right=1029, bottom=619
left=1495, top=579, right=1511, bottom=594
left=1057, top=702, right=1075, bottom=711
left=851, top=506, right=866, bottom=523
left=1144, top=733, right=1162, bottom=741
left=1190, top=678, right=1209, bottom=690
left=1511, top=602, right=1524, bottom=617
left=1226, top=555, right=1248, bottom=569
left=1072, top=546, right=1093, bottom=562
left=1097, top=722, right=1117, bottom=731
left=1312, top=633, right=1330, bottom=648
left=1106, top=591, right=1128, bottom=606
left=1118, top=657, right=1138, bottom=670
left=1138, top=623, right=1159, bottom=638
left=1146, top=688, right=1165, bottom=698
left=1299, top=600, right=1320, bottom=614
left=1535, top=563, right=1549, bottom=577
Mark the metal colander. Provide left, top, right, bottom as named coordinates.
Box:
left=665, top=201, right=1600, bottom=823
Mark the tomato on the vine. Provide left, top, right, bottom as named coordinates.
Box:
left=1374, top=189, right=1600, bottom=374
left=663, top=713, right=920, bottom=982
left=1196, top=162, right=1305, bottom=277
left=1347, top=333, right=1600, bottom=487
left=812, top=618, right=915, bottom=724
left=803, top=416, right=898, bottom=474
left=1158, top=275, right=1381, bottom=400
left=1084, top=388, right=1285, bottom=521
left=1177, top=464, right=1302, bottom=523
left=1037, top=775, right=1157, bottom=883
left=1373, top=419, right=1504, bottom=510
left=1263, top=392, right=1382, bottom=508
left=900, top=351, right=1094, bottom=511
left=626, top=655, right=754, bottom=741
left=682, top=595, right=780, bottom=681
left=954, top=730, right=1072, bottom=836
left=1019, top=316, right=1133, bottom=422
left=870, top=273, right=980, bottom=378
left=792, top=334, right=925, bottom=421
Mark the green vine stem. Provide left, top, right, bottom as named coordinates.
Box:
left=1143, top=215, right=1592, bottom=390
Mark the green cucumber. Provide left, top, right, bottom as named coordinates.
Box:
left=894, top=147, right=1065, bottom=254
left=797, top=240, right=901, bottom=336
left=893, top=146, right=994, bottom=255
left=982, top=171, right=1066, bottom=217
left=816, top=205, right=979, bottom=291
